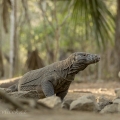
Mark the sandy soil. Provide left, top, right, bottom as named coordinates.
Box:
left=0, top=81, right=120, bottom=120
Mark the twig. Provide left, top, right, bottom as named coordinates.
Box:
left=38, top=0, right=55, bottom=31
left=22, top=0, right=31, bottom=25
left=60, top=0, right=74, bottom=27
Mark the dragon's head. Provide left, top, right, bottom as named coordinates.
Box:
left=68, top=52, right=100, bottom=73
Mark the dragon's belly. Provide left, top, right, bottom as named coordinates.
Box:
left=20, top=85, right=45, bottom=98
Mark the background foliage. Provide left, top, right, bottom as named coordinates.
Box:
left=0, top=0, right=119, bottom=81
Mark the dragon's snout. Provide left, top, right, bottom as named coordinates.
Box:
left=72, top=52, right=100, bottom=65
left=86, top=54, right=100, bottom=64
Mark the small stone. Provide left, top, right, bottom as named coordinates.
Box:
left=100, top=104, right=118, bottom=113
left=98, top=96, right=110, bottom=103
left=70, top=94, right=97, bottom=111
left=38, top=96, right=62, bottom=108
left=18, top=98, right=37, bottom=108
left=98, top=96, right=113, bottom=110
left=61, top=99, right=73, bottom=109
left=113, top=99, right=120, bottom=104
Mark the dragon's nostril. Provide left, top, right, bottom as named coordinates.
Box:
left=98, top=56, right=100, bottom=59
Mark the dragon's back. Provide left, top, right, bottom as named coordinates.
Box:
left=19, top=64, right=55, bottom=87
left=18, top=60, right=66, bottom=91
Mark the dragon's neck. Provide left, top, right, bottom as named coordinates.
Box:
left=59, top=59, right=88, bottom=78
left=56, top=58, right=76, bottom=80
left=55, top=55, right=88, bottom=81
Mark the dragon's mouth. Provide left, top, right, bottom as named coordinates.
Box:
left=94, top=56, right=100, bottom=63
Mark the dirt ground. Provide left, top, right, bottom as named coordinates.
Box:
left=0, top=81, right=120, bottom=120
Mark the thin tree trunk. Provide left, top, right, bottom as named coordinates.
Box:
left=115, top=0, right=120, bottom=80
left=9, top=0, right=18, bottom=78
left=13, top=0, right=18, bottom=76
left=0, top=9, right=4, bottom=77
left=39, top=0, right=55, bottom=63
left=22, top=0, right=32, bottom=51
left=41, top=0, right=52, bottom=63
left=54, top=1, right=60, bottom=61
left=54, top=26, right=60, bottom=61
left=0, top=3, right=4, bottom=77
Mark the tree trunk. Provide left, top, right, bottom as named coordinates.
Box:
left=115, top=0, right=120, bottom=80
left=53, top=1, right=60, bottom=62
left=25, top=49, right=44, bottom=72
left=9, top=0, right=17, bottom=78
left=0, top=13, right=4, bottom=77
left=0, top=51, right=4, bottom=77
left=54, top=26, right=60, bottom=62
left=13, top=0, right=18, bottom=76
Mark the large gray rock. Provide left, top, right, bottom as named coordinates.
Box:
left=80, top=94, right=96, bottom=102
left=70, top=94, right=98, bottom=111
left=98, top=96, right=111, bottom=103
left=100, top=104, right=118, bottom=113
left=118, top=104, right=120, bottom=112
left=115, top=88, right=120, bottom=98
left=38, top=96, right=62, bottom=108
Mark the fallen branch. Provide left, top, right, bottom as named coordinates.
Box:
left=0, top=90, right=27, bottom=111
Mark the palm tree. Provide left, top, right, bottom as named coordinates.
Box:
left=115, top=0, right=120, bottom=79
left=70, top=0, right=120, bottom=79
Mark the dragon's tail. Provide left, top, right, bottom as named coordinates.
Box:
left=0, top=77, right=21, bottom=92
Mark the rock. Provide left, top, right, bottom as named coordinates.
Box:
left=118, top=104, right=120, bottom=112
left=8, top=90, right=41, bottom=99
left=80, top=94, right=96, bottom=102
left=100, top=104, right=118, bottom=113
left=98, top=96, right=113, bottom=110
left=70, top=94, right=98, bottom=111
left=113, top=99, right=120, bottom=104
left=0, top=88, right=12, bottom=99
left=95, top=103, right=101, bottom=112
left=115, top=88, right=120, bottom=98
left=98, top=96, right=111, bottom=103
left=38, top=96, right=62, bottom=108
left=18, top=98, right=37, bottom=108
left=61, top=99, right=73, bottom=109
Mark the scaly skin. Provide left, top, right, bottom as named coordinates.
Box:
left=8, top=52, right=100, bottom=100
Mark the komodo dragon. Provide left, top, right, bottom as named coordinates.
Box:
left=7, top=52, right=100, bottom=100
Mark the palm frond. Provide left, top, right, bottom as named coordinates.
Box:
left=72, top=0, right=115, bottom=48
